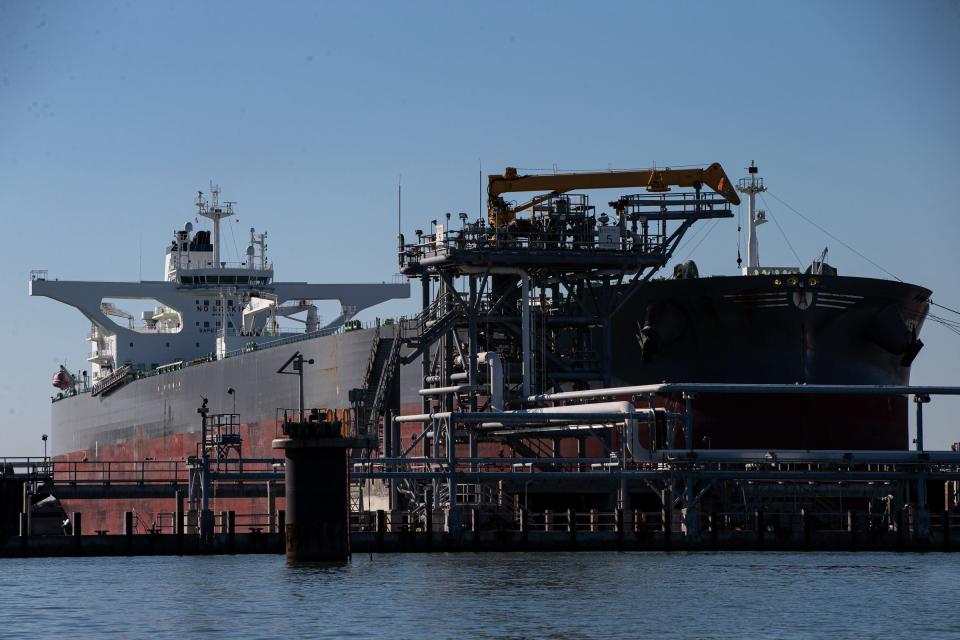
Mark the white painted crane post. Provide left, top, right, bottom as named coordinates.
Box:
left=738, top=161, right=766, bottom=274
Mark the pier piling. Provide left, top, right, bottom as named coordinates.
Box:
left=272, top=416, right=371, bottom=563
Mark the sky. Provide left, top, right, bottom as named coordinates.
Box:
left=1, top=0, right=958, bottom=454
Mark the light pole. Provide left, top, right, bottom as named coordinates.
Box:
left=227, top=387, right=236, bottom=415
left=41, top=434, right=48, bottom=459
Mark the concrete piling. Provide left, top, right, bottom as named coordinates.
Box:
left=272, top=418, right=371, bottom=563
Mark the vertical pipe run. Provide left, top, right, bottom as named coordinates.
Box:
left=468, top=276, right=478, bottom=413
left=521, top=272, right=531, bottom=399
left=447, top=417, right=457, bottom=511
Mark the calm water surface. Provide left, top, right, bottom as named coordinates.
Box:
left=1, top=552, right=957, bottom=639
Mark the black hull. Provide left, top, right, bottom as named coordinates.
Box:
left=610, top=274, right=928, bottom=386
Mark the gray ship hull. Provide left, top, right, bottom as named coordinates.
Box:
left=51, top=327, right=389, bottom=458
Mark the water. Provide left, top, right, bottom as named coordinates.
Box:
left=1, top=552, right=958, bottom=639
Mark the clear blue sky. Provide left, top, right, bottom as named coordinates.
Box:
left=2, top=0, right=958, bottom=454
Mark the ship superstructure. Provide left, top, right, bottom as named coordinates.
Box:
left=31, top=186, right=408, bottom=390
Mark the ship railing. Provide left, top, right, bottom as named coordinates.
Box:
left=0, top=457, right=52, bottom=480
left=51, top=459, right=189, bottom=485
left=217, top=319, right=382, bottom=360
left=400, top=229, right=649, bottom=263
left=669, top=508, right=959, bottom=537
left=211, top=511, right=275, bottom=533
left=343, top=507, right=960, bottom=535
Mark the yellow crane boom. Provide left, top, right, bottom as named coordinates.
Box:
left=487, top=163, right=741, bottom=226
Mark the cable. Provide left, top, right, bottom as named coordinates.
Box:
left=766, top=190, right=902, bottom=282
left=682, top=219, right=721, bottom=262
left=228, top=221, right=240, bottom=263
left=931, top=300, right=960, bottom=317
left=674, top=218, right=710, bottom=255
left=760, top=194, right=803, bottom=268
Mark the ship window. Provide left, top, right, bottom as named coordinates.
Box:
left=216, top=321, right=221, bottom=327
left=204, top=321, right=210, bottom=328
left=129, top=342, right=134, bottom=347
left=165, top=342, right=170, bottom=347
left=180, top=276, right=193, bottom=284
left=203, top=300, right=210, bottom=306
left=215, top=300, right=221, bottom=305
left=195, top=342, right=200, bottom=347
left=195, top=300, right=200, bottom=305
left=221, top=276, right=236, bottom=284
left=236, top=276, right=249, bottom=284
left=228, top=300, right=234, bottom=306
left=196, top=321, right=200, bottom=326
left=227, top=321, right=233, bottom=328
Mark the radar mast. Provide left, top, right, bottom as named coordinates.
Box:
left=737, top=161, right=767, bottom=274
left=196, top=183, right=235, bottom=267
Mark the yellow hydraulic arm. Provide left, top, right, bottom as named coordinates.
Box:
left=487, top=163, right=741, bottom=226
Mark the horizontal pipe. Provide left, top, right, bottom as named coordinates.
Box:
left=351, top=470, right=960, bottom=481
left=657, top=449, right=960, bottom=464
left=361, top=456, right=616, bottom=465
left=417, top=384, right=480, bottom=396
left=528, top=383, right=960, bottom=403
left=395, top=410, right=647, bottom=424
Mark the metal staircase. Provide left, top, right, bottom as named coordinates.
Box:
left=400, top=298, right=461, bottom=365
left=366, top=332, right=403, bottom=444
left=91, top=365, right=133, bottom=397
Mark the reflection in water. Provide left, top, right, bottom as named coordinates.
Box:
left=0, top=552, right=957, bottom=639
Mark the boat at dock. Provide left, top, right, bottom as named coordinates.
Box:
left=30, top=163, right=932, bottom=531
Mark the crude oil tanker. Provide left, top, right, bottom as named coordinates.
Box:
left=31, top=164, right=930, bottom=530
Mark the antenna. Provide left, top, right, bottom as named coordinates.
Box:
left=398, top=174, right=402, bottom=239
left=479, top=158, right=483, bottom=221
left=197, top=181, right=235, bottom=267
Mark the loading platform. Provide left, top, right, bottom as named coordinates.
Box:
left=3, top=384, right=960, bottom=556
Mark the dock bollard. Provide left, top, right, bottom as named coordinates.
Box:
left=425, top=509, right=433, bottom=552
left=847, top=510, right=857, bottom=551
left=272, top=417, right=373, bottom=563
left=615, top=508, right=624, bottom=549
left=709, top=511, right=718, bottom=549
left=174, top=490, right=184, bottom=536
left=896, top=509, right=905, bottom=551
left=375, top=510, right=386, bottom=553
left=755, top=510, right=764, bottom=549
left=943, top=510, right=951, bottom=551
left=124, top=511, right=134, bottom=553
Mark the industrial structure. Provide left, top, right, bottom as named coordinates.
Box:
left=18, top=162, right=957, bottom=554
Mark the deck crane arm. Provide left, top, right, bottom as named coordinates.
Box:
left=487, top=162, right=741, bottom=226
